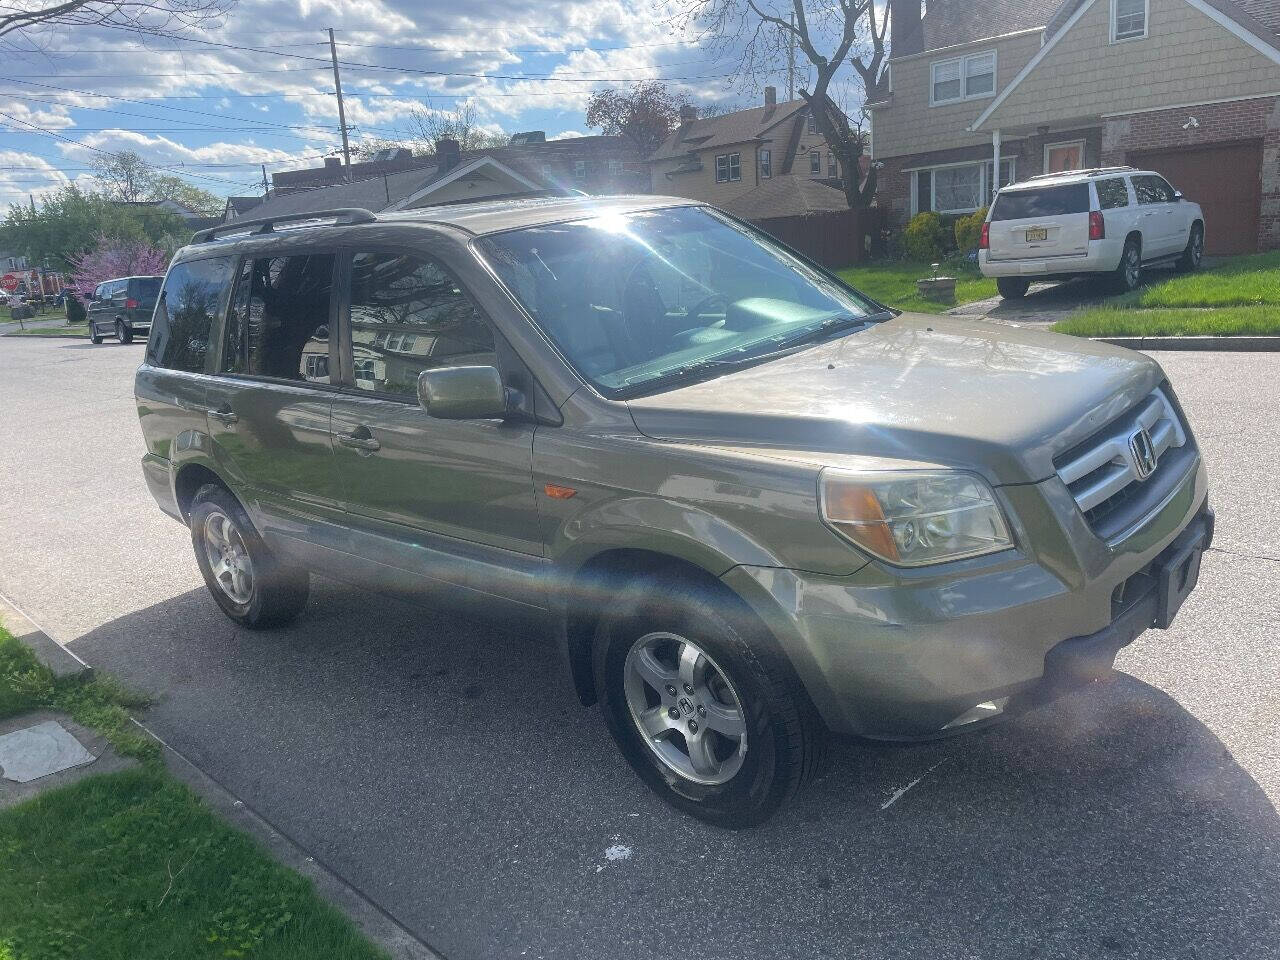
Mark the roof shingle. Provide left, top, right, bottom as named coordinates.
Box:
left=650, top=100, right=809, bottom=161
left=720, top=176, right=850, bottom=220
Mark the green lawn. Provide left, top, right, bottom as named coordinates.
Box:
left=4, top=325, right=88, bottom=338
left=838, top=261, right=997, bottom=314
left=0, top=624, right=387, bottom=960
left=0, top=771, right=388, bottom=960
left=1054, top=251, right=1280, bottom=337
left=1052, top=306, right=1280, bottom=337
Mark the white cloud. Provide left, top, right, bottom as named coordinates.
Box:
left=0, top=150, right=74, bottom=210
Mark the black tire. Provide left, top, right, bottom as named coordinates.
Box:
left=1113, top=238, right=1142, bottom=293
left=189, top=483, right=309, bottom=628
left=996, top=277, right=1030, bottom=300
left=593, top=572, right=826, bottom=828
left=1175, top=223, right=1204, bottom=274
left=88, top=321, right=103, bottom=345
left=115, top=320, right=133, bottom=344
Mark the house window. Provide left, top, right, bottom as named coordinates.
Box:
left=828, top=153, right=837, bottom=178
left=1112, top=0, right=1147, bottom=41
left=931, top=51, right=997, bottom=105
left=715, top=153, right=741, bottom=183
left=574, top=160, right=587, bottom=180
left=809, top=150, right=822, bottom=175
left=759, top=149, right=772, bottom=179
left=806, top=111, right=817, bottom=135
left=608, top=159, right=622, bottom=176
left=912, top=159, right=1015, bottom=215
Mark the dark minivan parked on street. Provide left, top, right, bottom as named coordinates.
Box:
left=88, top=275, right=163, bottom=344
left=135, top=199, right=1212, bottom=827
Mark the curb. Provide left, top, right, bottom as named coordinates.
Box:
left=142, top=722, right=443, bottom=960
left=0, top=595, right=91, bottom=679
left=1093, top=335, right=1280, bottom=351
left=0, top=590, right=442, bottom=960
left=1, top=332, right=88, bottom=339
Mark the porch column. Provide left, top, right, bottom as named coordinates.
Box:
left=992, top=129, right=1002, bottom=199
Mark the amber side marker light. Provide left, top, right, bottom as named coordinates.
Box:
left=544, top=483, right=578, bottom=499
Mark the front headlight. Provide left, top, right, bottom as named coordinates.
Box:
left=819, top=469, right=1013, bottom=567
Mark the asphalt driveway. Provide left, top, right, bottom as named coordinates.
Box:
left=1, top=337, right=1277, bottom=960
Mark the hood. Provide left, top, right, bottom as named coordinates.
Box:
left=625, top=314, right=1164, bottom=485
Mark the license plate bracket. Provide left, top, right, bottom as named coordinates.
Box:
left=1026, top=227, right=1048, bottom=242
left=1153, top=524, right=1207, bottom=629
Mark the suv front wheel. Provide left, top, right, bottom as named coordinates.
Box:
left=593, top=573, right=825, bottom=828
left=1176, top=224, right=1204, bottom=273
left=189, top=484, right=309, bottom=628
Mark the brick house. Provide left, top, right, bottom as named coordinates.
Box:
left=871, top=0, right=1280, bottom=254
left=649, top=88, right=852, bottom=210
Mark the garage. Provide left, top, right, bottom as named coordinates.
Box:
left=1131, top=141, right=1263, bottom=256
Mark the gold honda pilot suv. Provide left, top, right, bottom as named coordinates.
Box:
left=136, top=197, right=1212, bottom=827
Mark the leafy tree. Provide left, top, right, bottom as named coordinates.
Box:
left=67, top=236, right=170, bottom=298
left=674, top=0, right=890, bottom=207
left=147, top=174, right=223, bottom=217
left=0, top=185, right=185, bottom=272
left=586, top=81, right=695, bottom=155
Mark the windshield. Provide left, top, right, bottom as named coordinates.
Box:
left=475, top=206, right=882, bottom=397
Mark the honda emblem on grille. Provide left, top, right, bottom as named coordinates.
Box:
left=1129, top=427, right=1158, bottom=479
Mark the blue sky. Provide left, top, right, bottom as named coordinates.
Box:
left=0, top=0, right=856, bottom=209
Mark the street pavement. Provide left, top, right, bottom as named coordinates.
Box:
left=1, top=335, right=1277, bottom=960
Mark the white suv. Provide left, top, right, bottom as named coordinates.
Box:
left=978, top=167, right=1204, bottom=299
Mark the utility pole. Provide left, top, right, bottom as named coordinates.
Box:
left=261, top=163, right=270, bottom=197
left=328, top=27, right=352, bottom=178
left=787, top=13, right=795, bottom=101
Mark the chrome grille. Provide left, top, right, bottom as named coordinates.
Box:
left=1056, top=388, right=1187, bottom=524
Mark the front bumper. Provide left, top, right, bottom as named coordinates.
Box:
left=979, top=239, right=1123, bottom=278
left=723, top=458, right=1209, bottom=739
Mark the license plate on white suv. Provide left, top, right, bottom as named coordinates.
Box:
left=1025, top=228, right=1048, bottom=242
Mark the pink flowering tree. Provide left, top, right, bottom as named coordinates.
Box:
left=67, top=236, right=170, bottom=299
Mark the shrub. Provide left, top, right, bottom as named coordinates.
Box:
left=954, top=207, right=988, bottom=254
left=65, top=294, right=86, bottom=324
left=903, top=212, right=950, bottom=262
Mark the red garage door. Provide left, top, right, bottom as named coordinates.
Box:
left=1131, top=141, right=1262, bottom=255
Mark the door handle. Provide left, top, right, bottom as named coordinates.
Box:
left=336, top=429, right=380, bottom=452
left=208, top=406, right=238, bottom=425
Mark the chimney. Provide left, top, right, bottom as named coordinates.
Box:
left=764, top=86, right=777, bottom=108
left=679, top=105, right=697, bottom=125
left=323, top=156, right=341, bottom=169
left=436, top=137, right=461, bottom=172
left=889, top=0, right=923, bottom=57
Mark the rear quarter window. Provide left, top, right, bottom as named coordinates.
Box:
left=990, top=184, right=1091, bottom=221
left=131, top=277, right=162, bottom=298
left=148, top=257, right=235, bottom=373
left=1096, top=178, right=1130, bottom=210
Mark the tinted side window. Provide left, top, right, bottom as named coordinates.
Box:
left=227, top=255, right=334, bottom=382
left=1134, top=175, right=1174, bottom=204
left=132, top=277, right=162, bottom=299
left=1096, top=178, right=1129, bottom=209
left=150, top=258, right=234, bottom=373
left=990, top=184, right=1090, bottom=220
left=348, top=251, right=496, bottom=397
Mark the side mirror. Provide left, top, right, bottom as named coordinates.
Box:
left=417, top=365, right=508, bottom=420
left=1173, top=191, right=1184, bottom=202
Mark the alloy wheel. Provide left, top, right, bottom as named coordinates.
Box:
left=623, top=632, right=747, bottom=786
left=1124, top=248, right=1141, bottom=289
left=202, top=510, right=254, bottom=605
left=1191, top=230, right=1204, bottom=267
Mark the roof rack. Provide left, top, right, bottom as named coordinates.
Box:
left=1024, top=166, right=1137, bottom=182
left=191, top=207, right=377, bottom=244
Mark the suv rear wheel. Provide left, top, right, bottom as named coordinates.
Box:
left=1175, top=224, right=1204, bottom=274
left=996, top=277, right=1030, bottom=300
left=593, top=573, right=825, bottom=828
left=115, top=320, right=133, bottom=344
left=1114, top=239, right=1142, bottom=292
left=189, top=484, right=309, bottom=628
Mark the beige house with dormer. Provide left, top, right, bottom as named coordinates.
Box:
left=871, top=0, right=1280, bottom=254
left=650, top=88, right=851, bottom=210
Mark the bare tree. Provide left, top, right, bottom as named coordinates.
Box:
left=0, top=0, right=233, bottom=42
left=404, top=101, right=508, bottom=152
left=90, top=150, right=154, bottom=203
left=673, top=0, right=889, bottom=207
